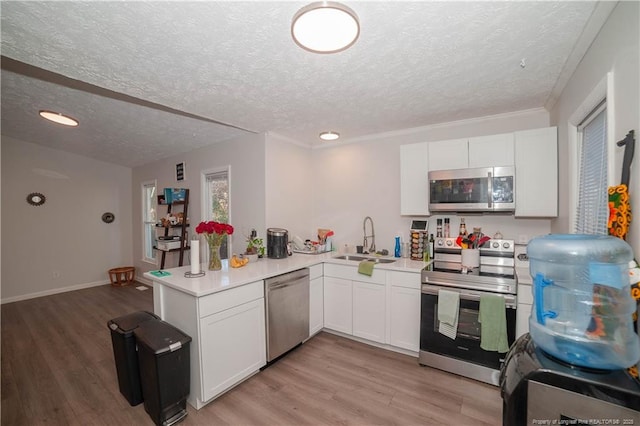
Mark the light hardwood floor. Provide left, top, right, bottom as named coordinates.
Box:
left=1, top=283, right=502, bottom=425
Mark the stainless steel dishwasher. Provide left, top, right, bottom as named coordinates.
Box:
left=264, top=268, right=310, bottom=362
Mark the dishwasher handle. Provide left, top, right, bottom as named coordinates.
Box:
left=269, top=281, right=304, bottom=291
left=265, top=268, right=309, bottom=287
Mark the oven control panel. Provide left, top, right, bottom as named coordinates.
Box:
left=434, top=237, right=514, bottom=254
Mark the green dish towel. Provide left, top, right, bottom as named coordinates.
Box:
left=478, top=294, right=509, bottom=353
left=358, top=260, right=375, bottom=276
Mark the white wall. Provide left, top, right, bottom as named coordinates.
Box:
left=310, top=109, right=552, bottom=252
left=550, top=1, right=639, bottom=255
left=132, top=132, right=266, bottom=278
left=1, top=136, right=133, bottom=302
left=265, top=133, right=314, bottom=240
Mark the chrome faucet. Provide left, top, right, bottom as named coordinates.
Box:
left=363, top=216, right=375, bottom=254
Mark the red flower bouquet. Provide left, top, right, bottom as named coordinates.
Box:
left=195, top=221, right=234, bottom=270
left=195, top=221, right=234, bottom=244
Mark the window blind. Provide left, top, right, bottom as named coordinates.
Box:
left=575, top=105, right=608, bottom=234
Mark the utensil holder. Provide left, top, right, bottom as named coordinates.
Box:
left=461, top=249, right=480, bottom=268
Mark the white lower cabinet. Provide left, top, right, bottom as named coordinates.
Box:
left=322, top=264, right=421, bottom=353
left=152, top=280, right=266, bottom=409
left=389, top=286, right=421, bottom=351
left=309, top=275, right=324, bottom=336
left=388, top=271, right=421, bottom=352
left=352, top=280, right=386, bottom=343
left=323, top=276, right=353, bottom=334
left=516, top=283, right=533, bottom=339
left=200, top=298, right=266, bottom=402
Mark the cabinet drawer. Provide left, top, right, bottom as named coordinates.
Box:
left=323, top=263, right=385, bottom=285
left=388, top=271, right=421, bottom=289
left=199, top=280, right=264, bottom=318
left=309, top=263, right=323, bottom=280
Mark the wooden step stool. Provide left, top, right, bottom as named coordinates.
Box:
left=108, top=266, right=135, bottom=287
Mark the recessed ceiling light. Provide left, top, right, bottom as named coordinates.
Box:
left=39, top=110, right=79, bottom=127
left=319, top=131, right=340, bottom=141
left=292, top=2, right=360, bottom=54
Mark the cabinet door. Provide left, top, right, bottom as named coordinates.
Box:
left=309, top=276, right=324, bottom=336
left=323, top=277, right=352, bottom=334
left=514, top=127, right=558, bottom=217
left=389, top=286, right=421, bottom=351
left=352, top=281, right=386, bottom=343
left=428, top=138, right=468, bottom=171
left=200, top=299, right=266, bottom=402
left=400, top=142, right=430, bottom=215
left=516, top=303, right=532, bottom=339
left=468, top=133, right=514, bottom=168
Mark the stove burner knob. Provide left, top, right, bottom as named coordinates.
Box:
left=503, top=242, right=511, bottom=249
left=492, top=241, right=499, bottom=248
left=445, top=240, right=453, bottom=247
left=437, top=240, right=444, bottom=246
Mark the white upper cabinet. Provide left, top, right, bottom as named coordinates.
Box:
left=468, top=133, right=514, bottom=168
left=400, top=127, right=555, bottom=217
left=400, top=142, right=430, bottom=216
left=427, top=134, right=514, bottom=171
left=514, top=127, right=558, bottom=217
left=427, top=138, right=468, bottom=171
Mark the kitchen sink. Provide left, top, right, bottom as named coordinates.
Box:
left=333, top=255, right=396, bottom=264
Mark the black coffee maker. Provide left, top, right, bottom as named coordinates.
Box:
left=267, top=228, right=289, bottom=259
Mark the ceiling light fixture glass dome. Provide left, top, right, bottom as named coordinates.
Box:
left=39, top=110, right=79, bottom=127
left=292, top=1, right=360, bottom=54
left=319, top=131, right=340, bottom=141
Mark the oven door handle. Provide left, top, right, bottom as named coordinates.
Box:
left=422, top=283, right=517, bottom=308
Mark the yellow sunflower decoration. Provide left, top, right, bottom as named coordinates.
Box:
left=608, top=184, right=632, bottom=239
left=607, top=183, right=639, bottom=380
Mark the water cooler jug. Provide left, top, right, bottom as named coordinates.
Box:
left=527, top=234, right=640, bottom=370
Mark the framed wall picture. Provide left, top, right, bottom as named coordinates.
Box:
left=176, top=161, right=185, bottom=181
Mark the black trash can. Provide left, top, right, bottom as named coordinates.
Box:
left=134, top=319, right=191, bottom=426
left=107, top=310, right=160, bottom=406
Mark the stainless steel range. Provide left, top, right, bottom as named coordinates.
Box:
left=419, top=237, right=517, bottom=386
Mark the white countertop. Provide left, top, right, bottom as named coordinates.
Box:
left=144, top=253, right=427, bottom=297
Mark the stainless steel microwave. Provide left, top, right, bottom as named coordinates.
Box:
left=428, top=166, right=515, bottom=212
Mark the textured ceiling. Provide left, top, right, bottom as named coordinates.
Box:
left=1, top=1, right=606, bottom=167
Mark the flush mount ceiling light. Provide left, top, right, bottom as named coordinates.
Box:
left=319, top=131, right=340, bottom=141
left=39, top=110, right=79, bottom=127
left=292, top=1, right=360, bottom=54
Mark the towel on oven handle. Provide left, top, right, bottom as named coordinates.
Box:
left=479, top=294, right=509, bottom=353
left=437, top=289, right=460, bottom=339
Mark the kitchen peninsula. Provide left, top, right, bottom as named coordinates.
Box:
left=145, top=253, right=426, bottom=409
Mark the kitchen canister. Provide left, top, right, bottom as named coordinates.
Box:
left=527, top=234, right=640, bottom=370
left=267, top=228, right=289, bottom=259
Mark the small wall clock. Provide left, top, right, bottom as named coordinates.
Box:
left=26, top=192, right=46, bottom=206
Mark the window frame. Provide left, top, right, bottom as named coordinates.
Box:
left=141, top=179, right=158, bottom=264
left=567, top=72, right=616, bottom=231
left=201, top=166, right=232, bottom=260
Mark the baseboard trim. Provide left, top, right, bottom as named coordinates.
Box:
left=136, top=275, right=154, bottom=286
left=322, top=328, right=419, bottom=358
left=1, top=279, right=111, bottom=304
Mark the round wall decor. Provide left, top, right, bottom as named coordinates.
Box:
left=102, top=212, right=115, bottom=223
left=26, top=192, right=46, bottom=206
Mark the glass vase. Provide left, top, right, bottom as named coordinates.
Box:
left=208, top=244, right=222, bottom=271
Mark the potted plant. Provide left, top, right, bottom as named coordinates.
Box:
left=245, top=229, right=265, bottom=261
